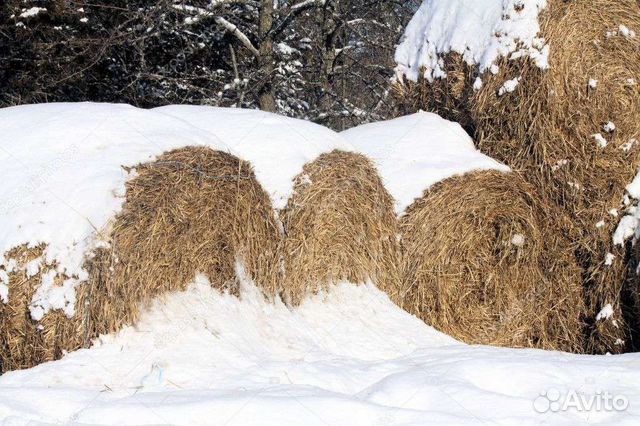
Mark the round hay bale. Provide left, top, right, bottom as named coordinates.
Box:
left=280, top=150, right=401, bottom=305
left=395, top=0, right=640, bottom=353
left=81, top=146, right=282, bottom=335
left=399, top=170, right=586, bottom=352
left=0, top=146, right=281, bottom=371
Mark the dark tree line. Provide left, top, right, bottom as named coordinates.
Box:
left=0, top=0, right=416, bottom=129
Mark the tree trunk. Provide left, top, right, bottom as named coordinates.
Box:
left=319, top=0, right=339, bottom=112
left=258, top=0, right=276, bottom=112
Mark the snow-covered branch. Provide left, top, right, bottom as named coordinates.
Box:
left=172, top=4, right=259, bottom=57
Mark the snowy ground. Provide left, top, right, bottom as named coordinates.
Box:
left=1, top=279, right=639, bottom=426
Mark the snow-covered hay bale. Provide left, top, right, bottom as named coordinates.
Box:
left=400, top=170, right=586, bottom=351
left=280, top=150, right=401, bottom=305
left=395, top=0, right=640, bottom=353
left=86, top=146, right=282, bottom=328
left=341, top=113, right=585, bottom=351
left=0, top=146, right=281, bottom=371
left=1, top=103, right=324, bottom=370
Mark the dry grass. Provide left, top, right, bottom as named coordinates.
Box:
left=395, top=0, right=640, bottom=353
left=0, top=146, right=282, bottom=371
left=399, top=170, right=586, bottom=352
left=280, top=150, right=401, bottom=305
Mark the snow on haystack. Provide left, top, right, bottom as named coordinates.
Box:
left=153, top=105, right=352, bottom=210
left=341, top=112, right=510, bottom=214
left=2, top=279, right=640, bottom=425
left=395, top=0, right=549, bottom=82
left=0, top=103, right=349, bottom=318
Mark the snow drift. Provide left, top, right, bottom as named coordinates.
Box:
left=0, top=280, right=638, bottom=426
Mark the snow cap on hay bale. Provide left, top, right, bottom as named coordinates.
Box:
left=280, top=150, right=401, bottom=305
left=394, top=0, right=640, bottom=353
left=153, top=105, right=354, bottom=210
left=340, top=112, right=511, bottom=215
left=400, top=170, right=586, bottom=352
left=0, top=146, right=281, bottom=371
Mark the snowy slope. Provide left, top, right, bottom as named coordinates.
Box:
left=0, top=103, right=348, bottom=319
left=0, top=280, right=638, bottom=426
left=341, top=112, right=510, bottom=214
left=153, top=105, right=353, bottom=210
left=395, top=0, right=549, bottom=82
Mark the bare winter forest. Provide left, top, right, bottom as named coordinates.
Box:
left=1, top=0, right=417, bottom=129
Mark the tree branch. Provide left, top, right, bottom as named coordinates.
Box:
left=172, top=4, right=259, bottom=57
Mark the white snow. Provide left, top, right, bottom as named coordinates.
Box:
left=625, top=170, right=640, bottom=199
left=511, top=233, right=526, bottom=247
left=1, top=278, right=640, bottom=425
left=592, top=133, right=608, bottom=148
left=498, top=76, right=522, bottom=96
left=612, top=168, right=640, bottom=246
left=2, top=104, right=640, bottom=425
left=153, top=105, right=352, bottom=210
left=341, top=112, right=510, bottom=214
left=596, top=304, right=615, bottom=321
left=18, top=7, right=46, bottom=18
left=0, top=281, right=7, bottom=303
left=618, top=24, right=636, bottom=39
left=604, top=121, right=616, bottom=133
left=589, top=78, right=599, bottom=89
left=613, top=213, right=639, bottom=246
left=0, top=103, right=348, bottom=317
left=395, top=0, right=549, bottom=82
left=605, top=252, right=615, bottom=266
left=473, top=76, right=484, bottom=91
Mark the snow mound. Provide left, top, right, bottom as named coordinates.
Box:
left=1, top=279, right=639, bottom=425
left=395, top=0, right=549, bottom=82
left=0, top=103, right=348, bottom=316
left=154, top=105, right=353, bottom=210
left=341, top=112, right=510, bottom=214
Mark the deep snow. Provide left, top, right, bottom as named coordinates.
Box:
left=0, top=103, right=350, bottom=320
left=1, top=279, right=639, bottom=426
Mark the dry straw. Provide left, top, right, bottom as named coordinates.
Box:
left=280, top=150, right=401, bottom=305
left=399, top=170, right=586, bottom=352
left=0, top=146, right=281, bottom=371
left=396, top=0, right=640, bottom=353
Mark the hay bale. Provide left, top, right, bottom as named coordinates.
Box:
left=280, top=150, right=401, bottom=305
left=395, top=0, right=640, bottom=353
left=0, top=146, right=281, bottom=371
left=399, top=170, right=586, bottom=352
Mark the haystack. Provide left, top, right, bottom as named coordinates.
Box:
left=399, top=170, right=586, bottom=352
left=396, top=0, right=640, bottom=353
left=280, top=150, right=401, bottom=305
left=0, top=146, right=281, bottom=371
